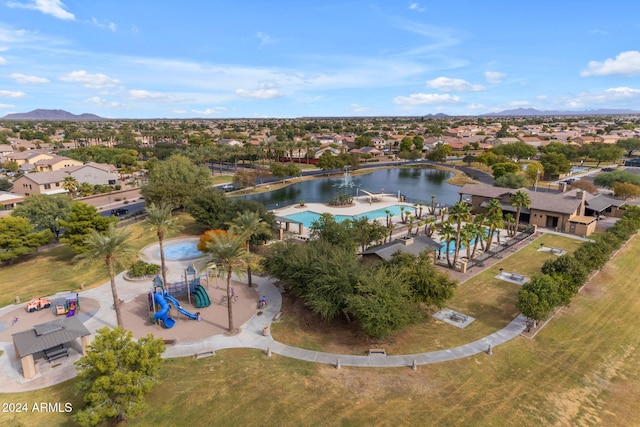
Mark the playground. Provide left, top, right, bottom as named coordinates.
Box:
left=120, top=278, right=258, bottom=341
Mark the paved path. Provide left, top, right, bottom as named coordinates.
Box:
left=164, top=275, right=526, bottom=366
left=0, top=244, right=527, bottom=393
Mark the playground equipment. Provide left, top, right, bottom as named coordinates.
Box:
left=26, top=297, right=51, bottom=313
left=151, top=291, right=200, bottom=328
left=56, top=293, right=80, bottom=317
left=192, top=284, right=211, bottom=308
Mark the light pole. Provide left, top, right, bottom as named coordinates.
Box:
left=185, top=264, right=196, bottom=306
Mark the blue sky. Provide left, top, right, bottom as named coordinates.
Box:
left=1, top=0, right=639, bottom=119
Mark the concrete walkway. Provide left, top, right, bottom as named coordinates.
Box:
left=0, top=241, right=527, bottom=393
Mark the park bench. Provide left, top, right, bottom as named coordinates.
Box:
left=449, top=313, right=468, bottom=323
left=44, top=344, right=68, bottom=362
left=510, top=273, right=526, bottom=282
left=368, top=348, right=386, bottom=356
left=273, top=311, right=283, bottom=322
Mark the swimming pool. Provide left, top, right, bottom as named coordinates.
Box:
left=283, top=205, right=415, bottom=228
left=160, top=241, right=204, bottom=260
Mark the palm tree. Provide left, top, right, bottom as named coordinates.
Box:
left=227, top=211, right=272, bottom=287
left=511, top=190, right=531, bottom=234
left=440, top=221, right=456, bottom=268
left=144, top=202, right=182, bottom=290
left=74, top=225, right=134, bottom=328
left=423, top=217, right=436, bottom=237
left=504, top=213, right=516, bottom=237
left=448, top=201, right=472, bottom=267
left=430, top=195, right=437, bottom=216
left=460, top=223, right=475, bottom=260
left=62, top=176, right=78, bottom=197
left=384, top=209, right=392, bottom=228
left=205, top=231, right=250, bottom=333
left=484, top=199, right=504, bottom=251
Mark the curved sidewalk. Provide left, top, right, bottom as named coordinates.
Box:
left=0, top=268, right=525, bottom=393
left=164, top=275, right=527, bottom=367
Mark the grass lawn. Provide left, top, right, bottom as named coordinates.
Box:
left=0, top=213, right=204, bottom=307
left=2, top=234, right=640, bottom=426
left=271, top=234, right=584, bottom=355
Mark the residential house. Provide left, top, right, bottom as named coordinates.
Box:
left=349, top=147, right=383, bottom=157
left=0, top=191, right=24, bottom=213
left=5, top=151, right=54, bottom=167
left=459, top=183, right=598, bottom=236
left=67, top=162, right=119, bottom=186
left=13, top=170, right=69, bottom=196
left=34, top=155, right=83, bottom=172
left=314, top=146, right=341, bottom=158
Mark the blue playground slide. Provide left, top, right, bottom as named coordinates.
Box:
left=153, top=292, right=176, bottom=328
left=164, top=294, right=199, bottom=320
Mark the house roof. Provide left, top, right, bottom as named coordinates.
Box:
left=16, top=169, right=69, bottom=185
left=12, top=317, right=90, bottom=357
left=459, top=183, right=590, bottom=215
left=0, top=191, right=24, bottom=203
left=67, top=161, right=117, bottom=173
left=586, top=194, right=626, bottom=212
left=34, top=155, right=80, bottom=167
left=569, top=215, right=597, bottom=225
left=362, top=235, right=441, bottom=260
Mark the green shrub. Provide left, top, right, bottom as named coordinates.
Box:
left=129, top=261, right=160, bottom=277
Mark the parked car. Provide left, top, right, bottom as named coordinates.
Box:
left=221, top=183, right=236, bottom=192
left=561, top=177, right=579, bottom=184
left=111, top=208, right=129, bottom=216
left=601, top=167, right=616, bottom=172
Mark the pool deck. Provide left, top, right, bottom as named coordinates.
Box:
left=274, top=197, right=415, bottom=234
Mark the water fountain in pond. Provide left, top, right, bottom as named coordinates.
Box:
left=335, top=166, right=357, bottom=189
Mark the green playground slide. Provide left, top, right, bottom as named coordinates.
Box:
left=193, top=285, right=211, bottom=308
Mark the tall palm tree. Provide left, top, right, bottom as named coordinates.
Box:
left=439, top=221, right=456, bottom=268
left=205, top=231, right=250, bottom=333
left=484, top=199, right=504, bottom=251
left=511, top=190, right=531, bottom=234
left=460, top=223, right=475, bottom=260
left=74, top=225, right=135, bottom=328
left=144, top=202, right=183, bottom=290
left=448, top=201, right=472, bottom=267
left=227, top=211, right=272, bottom=287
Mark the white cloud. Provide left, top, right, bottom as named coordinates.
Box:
left=86, top=96, right=121, bottom=108
left=256, top=32, right=274, bottom=46
left=408, top=3, right=425, bottom=12
left=235, top=88, right=284, bottom=99
left=89, top=17, right=117, bottom=32
left=6, top=0, right=75, bottom=21
left=0, top=90, right=26, bottom=98
left=9, top=73, right=50, bottom=84
left=581, top=51, right=640, bottom=77
left=565, top=87, right=640, bottom=108
left=348, top=104, right=372, bottom=113
left=192, top=107, right=227, bottom=115
left=128, top=89, right=178, bottom=102
left=0, top=56, right=6, bottom=64
left=0, top=103, right=15, bottom=109
left=393, top=93, right=461, bottom=105
left=59, top=70, right=120, bottom=89
left=485, top=71, right=505, bottom=84
left=508, top=101, right=530, bottom=107
left=426, top=77, right=484, bottom=92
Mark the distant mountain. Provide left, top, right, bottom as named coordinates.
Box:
left=423, top=113, right=450, bottom=118
left=483, top=107, right=640, bottom=117
left=1, top=109, right=105, bottom=121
